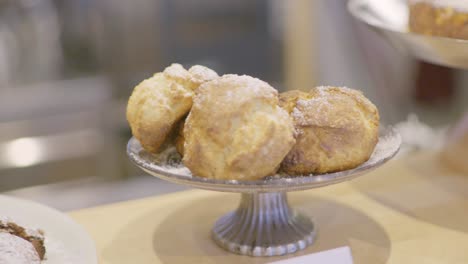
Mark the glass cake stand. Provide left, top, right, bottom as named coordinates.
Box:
left=127, top=127, right=401, bottom=257
left=348, top=0, right=468, bottom=69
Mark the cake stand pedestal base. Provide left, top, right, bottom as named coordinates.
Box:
left=212, top=192, right=316, bottom=257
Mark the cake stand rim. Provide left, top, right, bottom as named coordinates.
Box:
left=127, top=126, right=401, bottom=193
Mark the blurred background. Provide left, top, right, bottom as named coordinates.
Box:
left=1, top=0, right=467, bottom=210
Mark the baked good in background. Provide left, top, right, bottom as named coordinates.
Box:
left=408, top=0, right=468, bottom=40
left=0, top=217, right=46, bottom=263
left=126, top=64, right=219, bottom=153
left=183, top=74, right=296, bottom=180
left=279, top=86, right=379, bottom=175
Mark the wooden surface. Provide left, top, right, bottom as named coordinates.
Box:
left=69, top=152, right=468, bottom=264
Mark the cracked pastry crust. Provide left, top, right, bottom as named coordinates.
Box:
left=183, top=74, right=296, bottom=180
left=409, top=0, right=468, bottom=40
left=126, top=64, right=218, bottom=153
left=279, top=87, right=379, bottom=175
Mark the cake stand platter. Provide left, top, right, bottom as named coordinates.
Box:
left=348, top=0, right=468, bottom=69
left=127, top=127, right=401, bottom=257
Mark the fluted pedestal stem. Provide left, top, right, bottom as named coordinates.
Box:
left=212, top=192, right=316, bottom=257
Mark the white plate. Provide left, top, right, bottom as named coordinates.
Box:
left=0, top=195, right=97, bottom=264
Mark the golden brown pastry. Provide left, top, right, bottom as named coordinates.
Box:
left=126, top=64, right=218, bottom=153
left=173, top=66, right=219, bottom=156
left=409, top=0, right=468, bottom=40
left=188, top=65, right=220, bottom=90
left=183, top=74, right=296, bottom=180
left=279, top=86, right=379, bottom=175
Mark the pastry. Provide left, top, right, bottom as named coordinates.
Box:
left=0, top=233, right=41, bottom=264
left=183, top=74, right=296, bottom=180
left=409, top=0, right=468, bottom=40
left=0, top=217, right=46, bottom=262
left=279, top=86, right=379, bottom=175
left=188, top=65, right=220, bottom=90
left=174, top=66, right=219, bottom=155
left=127, top=64, right=218, bottom=153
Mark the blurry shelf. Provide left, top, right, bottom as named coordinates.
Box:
left=0, top=76, right=112, bottom=122
left=0, top=129, right=103, bottom=170
left=5, top=176, right=188, bottom=211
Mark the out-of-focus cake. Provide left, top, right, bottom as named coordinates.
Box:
left=409, top=0, right=468, bottom=40
left=0, top=217, right=46, bottom=263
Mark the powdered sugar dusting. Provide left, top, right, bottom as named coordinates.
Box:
left=222, top=74, right=277, bottom=97
left=195, top=74, right=278, bottom=112
left=291, top=107, right=306, bottom=125
left=163, top=166, right=192, bottom=175
left=315, top=86, right=360, bottom=95
left=366, top=128, right=401, bottom=164
left=291, top=96, right=333, bottom=127
left=146, top=146, right=192, bottom=176
left=25, top=228, right=44, bottom=240
left=189, top=65, right=219, bottom=84
left=163, top=63, right=190, bottom=81
left=128, top=126, right=400, bottom=192
left=316, top=86, right=375, bottom=109
left=0, top=217, right=44, bottom=240
left=0, top=217, right=12, bottom=225
left=0, top=233, right=40, bottom=264
left=271, top=127, right=400, bottom=178
left=131, top=128, right=400, bottom=179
